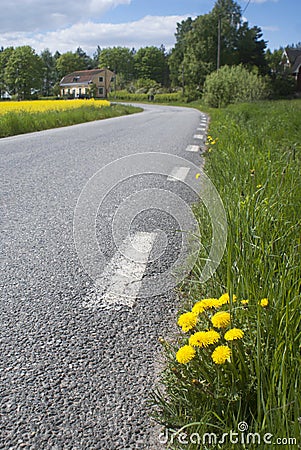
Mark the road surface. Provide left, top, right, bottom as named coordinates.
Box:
left=0, top=104, right=207, bottom=449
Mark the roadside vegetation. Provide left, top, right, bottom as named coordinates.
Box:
left=152, top=99, right=301, bottom=449
left=0, top=100, right=141, bottom=137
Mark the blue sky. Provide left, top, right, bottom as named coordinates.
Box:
left=1, top=0, right=300, bottom=55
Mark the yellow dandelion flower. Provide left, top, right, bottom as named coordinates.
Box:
left=192, top=301, right=206, bottom=315
left=176, top=345, right=196, bottom=364
left=260, top=298, right=269, bottom=307
left=256, top=184, right=263, bottom=189
left=201, top=298, right=221, bottom=309
left=205, top=329, right=221, bottom=345
left=189, top=330, right=220, bottom=348
left=177, top=312, right=198, bottom=332
left=219, top=293, right=229, bottom=305
left=218, top=293, right=237, bottom=305
left=207, top=135, right=213, bottom=141
left=241, top=300, right=249, bottom=306
left=192, top=298, right=220, bottom=315
left=189, top=331, right=208, bottom=347
left=224, top=328, right=244, bottom=341
left=212, top=345, right=231, bottom=364
left=195, top=173, right=201, bottom=179
left=211, top=311, right=231, bottom=329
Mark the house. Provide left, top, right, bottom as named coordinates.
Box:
left=282, top=48, right=301, bottom=91
left=59, top=68, right=115, bottom=99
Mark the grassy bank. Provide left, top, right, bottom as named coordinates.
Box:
left=153, top=100, right=301, bottom=449
left=0, top=102, right=142, bottom=138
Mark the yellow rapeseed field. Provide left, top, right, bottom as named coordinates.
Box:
left=0, top=99, right=110, bottom=116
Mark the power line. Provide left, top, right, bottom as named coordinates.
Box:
left=242, top=0, right=251, bottom=15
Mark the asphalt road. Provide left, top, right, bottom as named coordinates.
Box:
left=0, top=103, right=206, bottom=449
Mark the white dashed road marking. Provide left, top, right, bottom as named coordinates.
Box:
left=194, top=134, right=204, bottom=140
left=186, top=144, right=200, bottom=152
left=167, top=166, right=190, bottom=182
left=83, top=232, right=157, bottom=308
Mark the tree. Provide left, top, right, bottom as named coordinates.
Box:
left=75, top=47, right=96, bottom=69
left=168, top=18, right=193, bottom=87
left=56, top=51, right=87, bottom=79
left=5, top=46, right=43, bottom=99
left=235, top=24, right=267, bottom=73
left=168, top=0, right=267, bottom=95
left=98, top=47, right=135, bottom=83
left=0, top=46, right=14, bottom=98
left=265, top=47, right=296, bottom=98
left=93, top=45, right=102, bottom=66
left=40, top=49, right=57, bottom=96
left=134, top=46, right=169, bottom=86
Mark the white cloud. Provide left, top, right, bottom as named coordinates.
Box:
left=0, top=15, right=192, bottom=54
left=1, top=0, right=131, bottom=33
left=260, top=25, right=280, bottom=31
left=249, top=0, right=279, bottom=3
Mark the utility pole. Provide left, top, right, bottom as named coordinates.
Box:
left=114, top=64, right=116, bottom=100
left=182, top=63, right=185, bottom=96
left=217, top=15, right=221, bottom=70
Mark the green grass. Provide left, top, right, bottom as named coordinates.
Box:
left=152, top=99, right=301, bottom=449
left=0, top=103, right=142, bottom=138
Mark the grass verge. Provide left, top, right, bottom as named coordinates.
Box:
left=152, top=99, right=301, bottom=449
left=0, top=103, right=142, bottom=138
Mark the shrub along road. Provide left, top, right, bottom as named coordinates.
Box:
left=0, top=104, right=206, bottom=449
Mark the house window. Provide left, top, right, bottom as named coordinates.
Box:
left=99, top=76, right=104, bottom=82
left=98, top=87, right=104, bottom=95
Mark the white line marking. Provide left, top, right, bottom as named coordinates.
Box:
left=186, top=144, right=200, bottom=152
left=197, top=127, right=205, bottom=131
left=194, top=134, right=204, bottom=140
left=167, top=166, right=190, bottom=182
left=83, top=232, right=156, bottom=308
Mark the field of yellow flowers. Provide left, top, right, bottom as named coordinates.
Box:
left=153, top=99, right=301, bottom=450
left=0, top=99, right=140, bottom=137
left=0, top=99, right=110, bottom=116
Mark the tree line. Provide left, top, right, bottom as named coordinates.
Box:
left=0, top=0, right=299, bottom=100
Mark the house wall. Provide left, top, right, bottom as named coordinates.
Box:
left=92, top=71, right=114, bottom=98
left=61, top=86, right=90, bottom=98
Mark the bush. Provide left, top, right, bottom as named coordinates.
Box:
left=202, top=65, right=269, bottom=108
left=108, top=90, right=149, bottom=101
left=154, top=92, right=183, bottom=103
left=269, top=72, right=297, bottom=99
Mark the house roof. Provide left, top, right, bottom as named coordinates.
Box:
left=291, top=55, right=301, bottom=74
left=285, top=48, right=301, bottom=66
left=60, top=69, right=112, bottom=86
